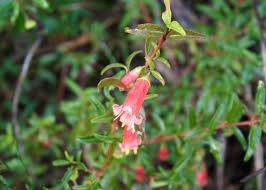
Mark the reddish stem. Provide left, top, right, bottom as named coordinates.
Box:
left=56, top=64, right=70, bottom=102
left=144, top=30, right=171, bottom=67
left=216, top=119, right=260, bottom=129
left=144, top=134, right=177, bottom=145
left=139, top=2, right=152, bottom=23
left=144, top=119, right=262, bottom=145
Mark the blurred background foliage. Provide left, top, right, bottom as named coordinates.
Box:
left=1, top=0, right=266, bottom=189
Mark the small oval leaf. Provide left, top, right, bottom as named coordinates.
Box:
left=136, top=23, right=164, bottom=32
left=157, top=57, right=171, bottom=68
left=146, top=57, right=155, bottom=70
left=151, top=71, right=165, bottom=85
left=145, top=34, right=154, bottom=56
left=125, top=24, right=164, bottom=37
left=52, top=160, right=70, bottom=166
left=167, top=21, right=186, bottom=36
left=77, top=134, right=119, bottom=144
left=91, top=114, right=113, bottom=124
left=244, top=125, right=262, bottom=161
left=169, top=28, right=205, bottom=41
left=145, top=93, right=159, bottom=100
left=162, top=0, right=171, bottom=25
left=255, top=81, right=265, bottom=115
left=162, top=11, right=172, bottom=26
left=33, top=0, right=49, bottom=9
left=101, top=63, right=128, bottom=75
left=97, top=77, right=126, bottom=91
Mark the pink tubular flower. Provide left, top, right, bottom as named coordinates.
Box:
left=158, top=146, right=169, bottom=161
left=196, top=167, right=208, bottom=187
left=120, top=67, right=142, bottom=90
left=113, top=77, right=150, bottom=132
left=119, top=125, right=141, bottom=154
left=135, top=166, right=145, bottom=183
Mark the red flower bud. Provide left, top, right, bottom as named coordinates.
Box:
left=41, top=140, right=51, bottom=148
left=158, top=146, right=169, bottom=161
left=120, top=67, right=142, bottom=90
left=196, top=168, right=208, bottom=187
left=135, top=166, right=145, bottom=183
left=113, top=77, right=150, bottom=132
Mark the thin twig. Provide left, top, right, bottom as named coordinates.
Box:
left=145, top=29, right=171, bottom=67
left=57, top=34, right=90, bottom=52
left=241, top=166, right=266, bottom=183
left=56, top=64, right=70, bottom=102
left=217, top=119, right=260, bottom=129
left=144, top=119, right=262, bottom=145
left=139, top=2, right=152, bottom=23
left=12, top=34, right=90, bottom=62
left=12, top=37, right=42, bottom=152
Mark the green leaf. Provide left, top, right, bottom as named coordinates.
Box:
left=162, top=0, right=171, bottom=25
left=145, top=34, right=153, bottom=56
left=11, top=2, right=20, bottom=23
left=14, top=11, right=25, bottom=32
left=33, top=0, right=49, bottom=9
left=126, top=50, right=142, bottom=68
left=206, top=138, right=221, bottom=163
left=152, top=112, right=166, bottom=130
left=134, top=23, right=164, bottom=33
left=188, top=107, right=197, bottom=128
left=0, top=176, right=13, bottom=190
left=62, top=167, right=75, bottom=184
left=91, top=114, right=112, bottom=124
left=231, top=127, right=247, bottom=150
left=171, top=146, right=192, bottom=178
left=146, top=57, right=155, bottom=70
left=151, top=71, right=165, bottom=85
left=52, top=160, right=70, bottom=166
left=97, top=77, right=126, bottom=91
left=70, top=168, right=79, bottom=182
left=174, top=155, right=191, bottom=173
left=25, top=19, right=37, bottom=30
left=77, top=134, right=119, bottom=144
left=64, top=151, right=74, bottom=162
left=151, top=181, right=168, bottom=188
left=89, top=98, right=105, bottom=114
left=225, top=94, right=244, bottom=123
left=169, top=28, right=205, bottom=41
left=76, top=151, right=82, bottom=163
left=244, top=125, right=262, bottom=161
left=101, top=63, right=128, bottom=75
left=162, top=10, right=172, bottom=25
left=145, top=93, right=159, bottom=100
left=73, top=186, right=87, bottom=190
left=65, top=79, right=83, bottom=97
left=255, top=81, right=265, bottom=115
left=125, top=24, right=164, bottom=37
left=167, top=21, right=186, bottom=36
left=154, top=48, right=160, bottom=60
left=157, top=57, right=171, bottom=68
